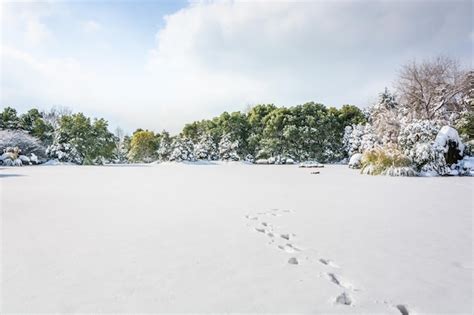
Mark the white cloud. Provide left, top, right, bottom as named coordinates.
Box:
left=2, top=1, right=54, bottom=45
left=82, top=20, right=101, bottom=33
left=1, top=0, right=472, bottom=133
left=144, top=0, right=471, bottom=127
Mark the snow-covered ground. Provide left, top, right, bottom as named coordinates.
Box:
left=1, top=163, right=472, bottom=314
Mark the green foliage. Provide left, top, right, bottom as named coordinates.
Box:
left=177, top=102, right=366, bottom=162
left=19, top=108, right=54, bottom=144
left=127, top=130, right=159, bottom=162
left=55, top=113, right=116, bottom=164
left=1, top=107, right=20, bottom=129
left=456, top=110, right=474, bottom=144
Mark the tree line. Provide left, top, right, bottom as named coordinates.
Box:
left=1, top=56, right=472, bottom=169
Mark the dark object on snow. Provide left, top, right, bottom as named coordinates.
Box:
left=288, top=257, right=298, bottom=265
left=435, top=126, right=464, bottom=166
left=299, top=162, right=324, bottom=168
left=311, top=171, right=320, bottom=175
left=444, top=140, right=463, bottom=165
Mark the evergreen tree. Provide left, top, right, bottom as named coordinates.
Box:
left=0, top=107, right=20, bottom=129
left=194, top=133, right=218, bottom=160
left=218, top=133, right=239, bottom=161
left=169, top=136, right=195, bottom=161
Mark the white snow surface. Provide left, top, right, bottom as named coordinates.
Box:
left=1, top=164, right=472, bottom=313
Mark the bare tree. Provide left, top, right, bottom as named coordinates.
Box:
left=396, top=56, right=470, bottom=123
left=41, top=106, right=72, bottom=130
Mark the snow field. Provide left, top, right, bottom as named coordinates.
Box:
left=1, top=163, right=472, bottom=313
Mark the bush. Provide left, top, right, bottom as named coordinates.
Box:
left=361, top=147, right=415, bottom=176
left=0, top=129, right=46, bottom=158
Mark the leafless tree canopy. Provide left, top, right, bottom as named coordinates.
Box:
left=396, top=56, right=470, bottom=122
left=41, top=106, right=73, bottom=130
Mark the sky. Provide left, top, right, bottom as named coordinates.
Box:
left=1, top=0, right=472, bottom=134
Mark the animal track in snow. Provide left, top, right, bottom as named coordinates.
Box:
left=280, top=233, right=290, bottom=240
left=335, top=292, right=352, bottom=306
left=319, top=258, right=340, bottom=268
left=326, top=273, right=356, bottom=291
left=395, top=304, right=410, bottom=315
left=245, top=215, right=258, bottom=220
left=278, top=244, right=297, bottom=253
left=255, top=227, right=266, bottom=233
left=288, top=257, right=299, bottom=265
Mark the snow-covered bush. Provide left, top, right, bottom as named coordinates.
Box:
left=0, top=129, right=46, bottom=159
left=1, top=147, right=23, bottom=166
left=348, top=153, right=363, bottom=169
left=434, top=126, right=465, bottom=164
left=219, top=134, right=240, bottom=161
left=455, top=156, right=474, bottom=176
left=361, top=147, right=415, bottom=176
left=408, top=142, right=449, bottom=175
left=343, top=124, right=379, bottom=157
left=194, top=134, right=218, bottom=160
left=46, top=141, right=83, bottom=164
left=398, top=120, right=440, bottom=155
left=169, top=137, right=195, bottom=162
left=244, top=154, right=255, bottom=163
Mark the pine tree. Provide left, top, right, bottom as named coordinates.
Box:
left=194, top=133, right=218, bottom=160
left=169, top=136, right=195, bottom=162
left=218, top=133, right=240, bottom=161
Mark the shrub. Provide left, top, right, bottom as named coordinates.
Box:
left=361, top=147, right=415, bottom=176
left=0, top=129, right=46, bottom=158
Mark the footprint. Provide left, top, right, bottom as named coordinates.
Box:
left=267, top=232, right=274, bottom=238
left=319, top=258, right=340, bottom=268
left=255, top=228, right=266, bottom=233
left=335, top=292, right=352, bottom=306
left=245, top=215, right=258, bottom=220
left=287, top=243, right=301, bottom=251
left=261, top=222, right=271, bottom=227
left=326, top=273, right=355, bottom=291
left=288, top=257, right=299, bottom=265
left=280, top=233, right=290, bottom=240
left=278, top=244, right=297, bottom=253
left=395, top=304, right=409, bottom=315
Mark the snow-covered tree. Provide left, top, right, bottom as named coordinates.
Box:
left=46, top=139, right=83, bottom=164
left=157, top=131, right=173, bottom=161
left=218, top=133, right=240, bottom=161
left=169, top=137, right=195, bottom=162
left=343, top=124, right=379, bottom=157
left=396, top=57, right=469, bottom=124
left=369, top=88, right=402, bottom=144
left=194, top=134, right=218, bottom=160
left=127, top=130, right=157, bottom=162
